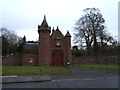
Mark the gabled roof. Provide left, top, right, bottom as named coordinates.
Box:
left=51, top=27, right=64, bottom=39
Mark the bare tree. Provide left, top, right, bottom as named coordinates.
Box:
left=0, top=28, right=22, bottom=56
left=74, top=7, right=118, bottom=56
left=0, top=28, right=21, bottom=45
left=74, top=8, right=105, bottom=55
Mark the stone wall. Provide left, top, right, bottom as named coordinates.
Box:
left=2, top=53, right=22, bottom=66
left=72, top=56, right=119, bottom=64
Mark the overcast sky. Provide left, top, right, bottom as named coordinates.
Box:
left=0, top=0, right=119, bottom=44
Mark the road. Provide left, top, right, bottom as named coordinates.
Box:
left=2, top=77, right=119, bottom=88
left=2, top=67, right=120, bottom=88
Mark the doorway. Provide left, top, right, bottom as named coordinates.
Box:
left=52, top=50, right=63, bottom=66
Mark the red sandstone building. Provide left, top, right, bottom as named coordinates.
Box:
left=22, top=16, right=72, bottom=66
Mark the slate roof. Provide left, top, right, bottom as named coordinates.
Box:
left=38, top=15, right=51, bottom=30
left=23, top=42, right=38, bottom=53
left=51, top=27, right=64, bottom=39
left=65, top=31, right=71, bottom=37
left=40, top=15, right=49, bottom=28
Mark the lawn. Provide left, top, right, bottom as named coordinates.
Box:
left=2, top=65, right=119, bottom=76
left=72, top=64, right=119, bottom=72
left=2, top=66, right=74, bottom=76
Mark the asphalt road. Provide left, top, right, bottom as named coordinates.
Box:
left=2, top=77, right=119, bottom=88
left=2, top=67, right=120, bottom=88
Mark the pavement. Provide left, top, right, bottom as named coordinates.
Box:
left=2, top=77, right=119, bottom=88
left=1, top=75, right=52, bottom=84
left=1, top=67, right=119, bottom=84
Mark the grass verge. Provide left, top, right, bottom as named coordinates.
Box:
left=2, top=66, right=74, bottom=76
left=72, top=64, right=119, bottom=72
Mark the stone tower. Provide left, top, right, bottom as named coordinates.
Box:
left=38, top=15, right=51, bottom=65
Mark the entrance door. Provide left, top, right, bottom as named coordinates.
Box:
left=52, top=50, right=63, bottom=66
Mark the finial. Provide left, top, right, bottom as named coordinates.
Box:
left=23, top=35, right=26, bottom=40
left=57, top=26, right=59, bottom=30
left=65, top=30, right=71, bottom=37
left=23, top=35, right=26, bottom=43
left=44, top=15, right=46, bottom=20
left=38, top=25, right=40, bottom=29
left=67, top=30, right=69, bottom=33
left=52, top=27, right=55, bottom=32
left=53, top=27, right=54, bottom=30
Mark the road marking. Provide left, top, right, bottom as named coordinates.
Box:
left=52, top=78, right=100, bottom=82
left=51, top=77, right=119, bottom=82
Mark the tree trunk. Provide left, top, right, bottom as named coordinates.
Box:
left=93, top=31, right=98, bottom=56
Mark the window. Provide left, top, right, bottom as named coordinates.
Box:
left=30, top=58, right=33, bottom=63
left=55, top=39, right=61, bottom=47
left=56, top=41, right=60, bottom=46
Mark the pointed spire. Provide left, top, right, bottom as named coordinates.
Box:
left=65, top=31, right=71, bottom=37
left=40, top=15, right=49, bottom=28
left=38, top=15, right=51, bottom=34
